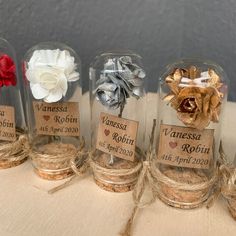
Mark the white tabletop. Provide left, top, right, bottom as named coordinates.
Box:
left=0, top=93, right=236, bottom=236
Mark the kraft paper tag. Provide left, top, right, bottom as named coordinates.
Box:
left=96, top=112, right=139, bottom=161
left=0, top=105, right=16, bottom=141
left=157, top=124, right=214, bottom=169
left=33, top=101, right=80, bottom=137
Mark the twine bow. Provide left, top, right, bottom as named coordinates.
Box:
left=219, top=142, right=236, bottom=194
left=205, top=142, right=236, bottom=209
left=120, top=120, right=158, bottom=236
left=48, top=138, right=91, bottom=194
left=120, top=158, right=159, bottom=236
left=221, top=167, right=236, bottom=198
left=214, top=142, right=236, bottom=217
left=120, top=120, right=219, bottom=236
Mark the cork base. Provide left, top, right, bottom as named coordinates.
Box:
left=92, top=152, right=141, bottom=193
left=34, top=167, right=74, bottom=181
left=158, top=191, right=208, bottom=209
left=0, top=157, right=28, bottom=169
left=158, top=168, right=209, bottom=209
left=31, top=142, right=77, bottom=181
left=94, top=178, right=135, bottom=192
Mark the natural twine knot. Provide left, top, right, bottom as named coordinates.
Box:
left=221, top=166, right=236, bottom=197
left=216, top=143, right=236, bottom=217
left=48, top=138, right=90, bottom=194
left=120, top=120, right=157, bottom=236
left=143, top=160, right=150, bottom=168
left=19, top=135, right=30, bottom=150
left=120, top=120, right=222, bottom=236
left=120, top=157, right=158, bottom=236
left=70, top=151, right=90, bottom=176
left=206, top=141, right=236, bottom=210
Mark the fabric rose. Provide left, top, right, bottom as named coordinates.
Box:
left=0, top=54, right=16, bottom=87
left=164, top=67, right=223, bottom=130
left=25, top=49, right=79, bottom=103
left=95, top=56, right=146, bottom=109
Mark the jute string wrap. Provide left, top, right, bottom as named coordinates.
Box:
left=90, top=148, right=143, bottom=193
left=0, top=129, right=30, bottom=167
left=120, top=119, right=157, bottom=236
left=90, top=158, right=142, bottom=182
left=90, top=155, right=142, bottom=177
left=49, top=146, right=144, bottom=194
left=31, top=137, right=85, bottom=165
left=47, top=138, right=91, bottom=194
left=120, top=120, right=218, bottom=236
left=217, top=143, right=236, bottom=219
left=155, top=167, right=218, bottom=191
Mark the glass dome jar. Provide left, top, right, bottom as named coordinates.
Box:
left=155, top=59, right=228, bottom=208
left=0, top=38, right=28, bottom=169
left=89, top=51, right=147, bottom=192
left=23, top=42, right=82, bottom=180
left=220, top=153, right=236, bottom=220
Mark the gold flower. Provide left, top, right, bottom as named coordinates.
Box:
left=171, top=86, right=221, bottom=129
left=165, top=68, right=182, bottom=95
left=164, top=67, right=223, bottom=130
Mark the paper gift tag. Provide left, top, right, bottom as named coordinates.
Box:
left=157, top=124, right=214, bottom=169
left=33, top=101, right=80, bottom=137
left=0, top=105, right=16, bottom=141
left=96, top=112, right=139, bottom=161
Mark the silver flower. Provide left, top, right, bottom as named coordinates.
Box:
left=95, top=56, right=146, bottom=109
left=96, top=81, right=126, bottom=109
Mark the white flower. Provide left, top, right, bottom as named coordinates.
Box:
left=26, top=49, right=80, bottom=103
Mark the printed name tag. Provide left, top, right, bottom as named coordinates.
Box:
left=157, top=124, right=214, bottom=169
left=33, top=101, right=80, bottom=137
left=0, top=105, right=16, bottom=141
left=96, top=112, right=139, bottom=161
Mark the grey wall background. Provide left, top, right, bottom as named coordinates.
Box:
left=0, top=0, right=236, bottom=100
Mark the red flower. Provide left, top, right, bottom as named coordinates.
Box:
left=0, top=54, right=16, bottom=87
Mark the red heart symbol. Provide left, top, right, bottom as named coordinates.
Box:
left=169, top=141, right=177, bottom=149
left=43, top=115, right=50, bottom=121
left=104, top=129, right=110, bottom=136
